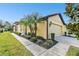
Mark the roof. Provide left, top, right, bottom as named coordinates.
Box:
left=40, top=13, right=66, bottom=25
left=13, top=22, right=20, bottom=25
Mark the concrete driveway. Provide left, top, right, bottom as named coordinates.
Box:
left=55, top=36, right=79, bottom=48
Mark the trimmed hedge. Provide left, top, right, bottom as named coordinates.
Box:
left=15, top=32, right=21, bottom=35
left=30, top=37, right=37, bottom=43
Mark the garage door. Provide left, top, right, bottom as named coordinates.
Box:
left=49, top=24, right=62, bottom=36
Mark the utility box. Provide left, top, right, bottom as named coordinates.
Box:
left=51, top=33, right=55, bottom=41
left=64, top=32, right=67, bottom=36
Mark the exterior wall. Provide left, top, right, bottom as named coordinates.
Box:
left=26, top=21, right=47, bottom=39
left=20, top=25, right=27, bottom=33
left=13, top=26, right=16, bottom=32
left=62, top=25, right=67, bottom=35
left=36, top=21, right=47, bottom=39
left=48, top=15, right=66, bottom=39
left=13, top=24, right=17, bottom=32
left=13, top=14, right=66, bottom=40
left=13, top=24, right=27, bottom=34
left=27, top=26, right=30, bottom=34
left=17, top=25, right=21, bottom=33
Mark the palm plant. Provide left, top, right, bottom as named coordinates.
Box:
left=26, top=15, right=34, bottom=35
left=19, top=17, right=28, bottom=35
left=20, top=18, right=28, bottom=26
left=19, top=12, right=42, bottom=37
left=20, top=13, right=42, bottom=37
left=31, top=13, right=42, bottom=36
left=20, top=15, right=35, bottom=36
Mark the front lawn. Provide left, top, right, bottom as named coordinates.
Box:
left=0, top=32, right=32, bottom=56
left=66, top=46, right=79, bottom=56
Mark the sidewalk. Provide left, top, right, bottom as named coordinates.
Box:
left=12, top=33, right=47, bottom=56
left=12, top=33, right=70, bottom=56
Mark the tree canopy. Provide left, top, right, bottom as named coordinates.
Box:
left=65, top=3, right=79, bottom=39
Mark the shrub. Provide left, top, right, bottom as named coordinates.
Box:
left=0, top=29, right=3, bottom=33
left=24, top=35, right=31, bottom=39
left=42, top=42, right=50, bottom=49
left=30, top=37, right=37, bottom=43
left=28, top=32, right=35, bottom=37
left=36, top=36, right=45, bottom=40
left=76, top=53, right=79, bottom=56
left=15, top=32, right=21, bottom=35
left=46, top=39, right=54, bottom=45
left=36, top=39, right=44, bottom=45
left=42, top=39, right=57, bottom=49
left=31, top=33, right=35, bottom=37
left=28, top=32, right=31, bottom=35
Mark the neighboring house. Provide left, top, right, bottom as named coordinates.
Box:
left=13, top=22, right=27, bottom=34
left=36, top=13, right=66, bottom=39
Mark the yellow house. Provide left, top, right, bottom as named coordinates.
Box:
left=13, top=22, right=27, bottom=34
left=36, top=13, right=66, bottom=39
left=13, top=13, right=66, bottom=39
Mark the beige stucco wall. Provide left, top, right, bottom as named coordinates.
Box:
left=13, top=24, right=27, bottom=33
left=27, top=26, right=30, bottom=34
left=48, top=15, right=66, bottom=39
left=20, top=25, right=27, bottom=33
left=13, top=26, right=16, bottom=32
left=26, top=21, right=47, bottom=39
left=36, top=21, right=47, bottom=39
left=13, top=14, right=66, bottom=40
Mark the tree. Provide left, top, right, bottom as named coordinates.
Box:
left=19, top=14, right=34, bottom=36
left=0, top=20, right=3, bottom=28
left=20, top=13, right=42, bottom=37
left=65, top=3, right=79, bottom=39
left=0, top=20, right=4, bottom=32
left=19, top=18, right=28, bottom=34
left=4, top=21, right=12, bottom=31
left=25, top=15, right=34, bottom=35
left=31, top=13, right=42, bottom=36
left=20, top=18, right=28, bottom=26
left=65, top=3, right=79, bottom=23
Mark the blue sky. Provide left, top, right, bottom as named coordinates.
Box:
left=0, top=3, right=69, bottom=24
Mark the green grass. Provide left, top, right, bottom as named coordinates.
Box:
left=0, top=32, right=32, bottom=56
left=66, top=46, right=79, bottom=56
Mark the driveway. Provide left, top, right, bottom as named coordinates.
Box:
left=55, top=36, right=79, bottom=48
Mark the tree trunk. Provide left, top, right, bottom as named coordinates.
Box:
left=34, top=22, right=37, bottom=37
left=29, top=25, right=33, bottom=36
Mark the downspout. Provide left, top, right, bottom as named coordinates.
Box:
left=46, top=19, right=48, bottom=39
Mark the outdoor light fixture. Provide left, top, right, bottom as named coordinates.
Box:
left=49, top=21, right=52, bottom=26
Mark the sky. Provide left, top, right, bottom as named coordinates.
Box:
left=0, top=3, right=69, bottom=24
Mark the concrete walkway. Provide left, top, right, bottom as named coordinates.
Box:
left=12, top=33, right=47, bottom=56
left=12, top=33, right=70, bottom=56
left=40, top=42, right=70, bottom=56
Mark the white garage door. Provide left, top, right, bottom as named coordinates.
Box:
left=49, top=24, right=62, bottom=36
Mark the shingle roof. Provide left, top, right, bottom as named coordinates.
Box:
left=40, top=13, right=66, bottom=25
